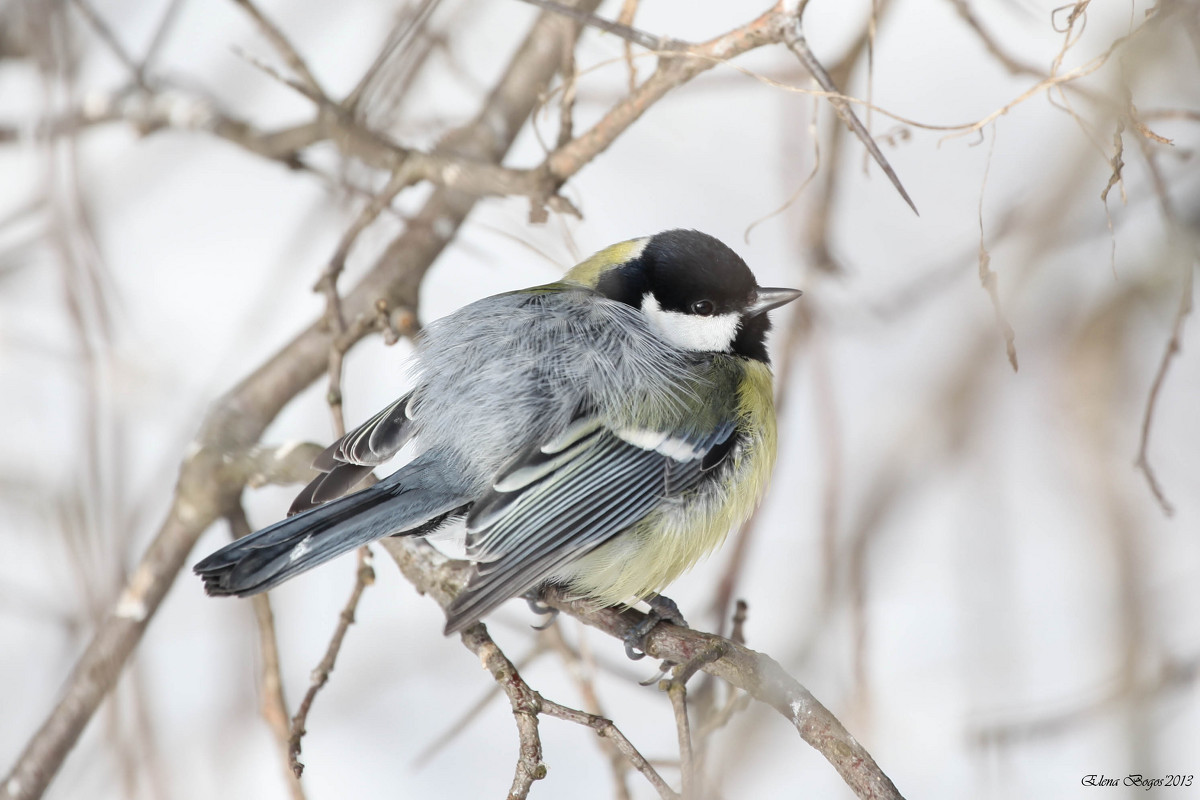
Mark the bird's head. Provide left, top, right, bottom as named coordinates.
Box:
left=566, top=229, right=802, bottom=362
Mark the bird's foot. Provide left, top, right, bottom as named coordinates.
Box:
left=523, top=591, right=559, bottom=631
left=624, top=593, right=687, bottom=661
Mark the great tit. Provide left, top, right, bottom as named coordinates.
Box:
left=194, top=229, right=801, bottom=652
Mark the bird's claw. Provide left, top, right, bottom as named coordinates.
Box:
left=623, top=594, right=687, bottom=661
left=638, top=661, right=672, bottom=686
left=524, top=593, right=559, bottom=631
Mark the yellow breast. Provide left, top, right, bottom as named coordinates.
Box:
left=562, top=360, right=777, bottom=606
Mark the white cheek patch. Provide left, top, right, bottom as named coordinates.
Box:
left=640, top=294, right=740, bottom=352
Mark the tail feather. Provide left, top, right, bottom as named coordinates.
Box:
left=194, top=459, right=468, bottom=597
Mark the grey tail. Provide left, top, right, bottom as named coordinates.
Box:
left=194, top=459, right=469, bottom=597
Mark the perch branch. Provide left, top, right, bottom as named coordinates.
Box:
left=379, top=537, right=906, bottom=800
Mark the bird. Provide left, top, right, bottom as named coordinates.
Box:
left=194, top=229, right=801, bottom=656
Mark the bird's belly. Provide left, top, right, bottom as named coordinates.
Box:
left=550, top=446, right=768, bottom=607
left=550, top=359, right=776, bottom=607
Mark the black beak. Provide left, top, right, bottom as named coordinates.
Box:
left=746, top=287, right=803, bottom=316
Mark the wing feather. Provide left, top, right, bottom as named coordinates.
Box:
left=290, top=393, right=416, bottom=515
left=444, top=417, right=738, bottom=633
left=318, top=393, right=415, bottom=469
left=473, top=445, right=660, bottom=570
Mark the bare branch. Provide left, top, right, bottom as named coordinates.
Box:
left=514, top=0, right=681, bottom=51
left=288, top=548, right=376, bottom=778
left=976, top=125, right=1018, bottom=371
left=780, top=11, right=918, bottom=215
left=229, top=0, right=324, bottom=97
left=1131, top=132, right=1194, bottom=517
left=379, top=537, right=907, bottom=800
left=542, top=626, right=633, bottom=799
left=946, top=0, right=1044, bottom=78
left=457, top=625, right=546, bottom=799
left=67, top=0, right=144, bottom=87
left=665, top=646, right=723, bottom=798
left=227, top=508, right=308, bottom=800
left=616, top=0, right=642, bottom=92
left=538, top=696, right=679, bottom=800
left=316, top=167, right=415, bottom=436
left=413, top=641, right=548, bottom=767
left=0, top=7, right=598, bottom=797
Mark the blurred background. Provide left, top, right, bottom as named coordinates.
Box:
left=1, top=0, right=1198, bottom=798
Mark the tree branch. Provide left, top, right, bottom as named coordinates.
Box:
left=0, top=6, right=599, bottom=798
left=288, top=548, right=375, bottom=778
left=227, top=507, right=308, bottom=800
left=378, top=537, right=907, bottom=800
left=457, top=625, right=546, bottom=799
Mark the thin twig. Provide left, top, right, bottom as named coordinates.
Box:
left=457, top=625, right=546, bottom=799
left=229, top=0, right=324, bottom=96
left=344, top=0, right=442, bottom=113
left=514, top=0, right=681, bottom=51
left=412, top=641, right=549, bottom=767
left=137, top=0, right=186, bottom=84
left=287, top=548, right=376, bottom=778
left=543, top=625, right=633, bottom=800
left=227, top=507, right=307, bottom=800
left=616, top=0, right=641, bottom=92
left=539, top=697, right=680, bottom=800
left=971, top=654, right=1200, bottom=747
left=780, top=10, right=918, bottom=215
left=556, top=32, right=578, bottom=150
left=67, top=0, right=145, bottom=87
left=665, top=646, right=722, bottom=798
left=1131, top=131, right=1194, bottom=517
left=947, top=0, right=1044, bottom=78
left=976, top=125, right=1018, bottom=371
left=730, top=600, right=748, bottom=646
left=317, top=167, right=414, bottom=436
left=380, top=538, right=908, bottom=800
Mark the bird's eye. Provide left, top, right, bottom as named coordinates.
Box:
left=691, top=300, right=715, bottom=316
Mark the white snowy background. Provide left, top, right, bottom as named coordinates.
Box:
left=1, top=1, right=1198, bottom=799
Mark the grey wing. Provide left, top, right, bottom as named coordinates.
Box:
left=442, top=414, right=738, bottom=633
left=289, top=393, right=416, bottom=515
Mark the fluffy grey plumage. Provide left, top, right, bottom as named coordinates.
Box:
left=408, top=288, right=702, bottom=489
left=194, top=230, right=799, bottom=637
